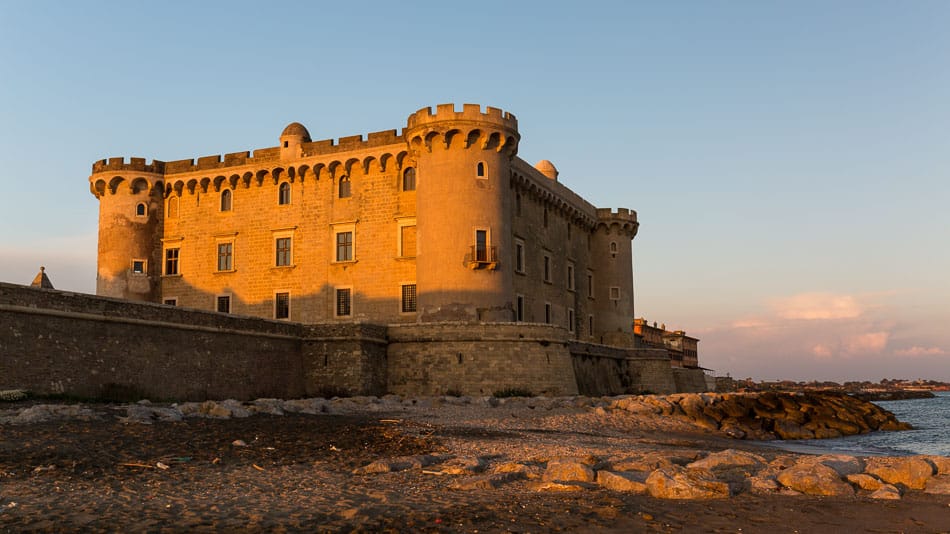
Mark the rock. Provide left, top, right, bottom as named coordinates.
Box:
left=865, top=457, right=935, bottom=490
left=924, top=456, right=950, bottom=475
left=611, top=452, right=683, bottom=472
left=749, top=475, right=780, bottom=493
left=869, top=484, right=902, bottom=500
left=231, top=439, right=248, bottom=447
left=776, top=464, right=854, bottom=496
left=352, top=454, right=449, bottom=475
left=12, top=404, right=99, bottom=424
left=119, top=405, right=182, bottom=424
left=645, top=466, right=730, bottom=500
left=280, top=398, right=329, bottom=414
left=596, top=471, right=648, bottom=493
left=249, top=399, right=284, bottom=415
left=687, top=449, right=766, bottom=471
left=450, top=472, right=524, bottom=490
left=542, top=458, right=596, bottom=483
left=923, top=475, right=950, bottom=495
left=529, top=481, right=588, bottom=492
left=439, top=456, right=487, bottom=475
left=491, top=462, right=543, bottom=479
left=846, top=473, right=885, bottom=491
left=772, top=419, right=814, bottom=440
left=803, top=454, right=864, bottom=477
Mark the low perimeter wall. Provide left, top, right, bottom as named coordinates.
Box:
left=1, top=283, right=693, bottom=400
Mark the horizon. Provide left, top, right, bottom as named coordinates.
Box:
left=1, top=1, right=948, bottom=382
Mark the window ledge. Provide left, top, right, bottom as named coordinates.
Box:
left=162, top=274, right=183, bottom=278
left=467, top=261, right=498, bottom=270
left=332, top=260, right=358, bottom=265
left=395, top=255, right=416, bottom=261
left=515, top=270, right=526, bottom=276
left=272, top=265, right=296, bottom=270
left=215, top=269, right=237, bottom=274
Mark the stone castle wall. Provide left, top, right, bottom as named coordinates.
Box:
left=0, top=283, right=692, bottom=400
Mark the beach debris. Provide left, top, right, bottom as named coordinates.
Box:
left=231, top=439, right=248, bottom=447
left=156, top=462, right=169, bottom=470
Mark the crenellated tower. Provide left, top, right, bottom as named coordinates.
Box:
left=404, top=104, right=520, bottom=321
left=591, top=208, right=639, bottom=346
left=89, top=158, right=165, bottom=301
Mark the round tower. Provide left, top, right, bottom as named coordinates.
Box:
left=591, top=208, right=639, bottom=346
left=404, top=103, right=520, bottom=322
left=89, top=158, right=165, bottom=302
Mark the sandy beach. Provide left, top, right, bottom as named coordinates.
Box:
left=1, top=397, right=948, bottom=533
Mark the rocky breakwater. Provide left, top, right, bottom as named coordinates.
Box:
left=606, top=391, right=911, bottom=440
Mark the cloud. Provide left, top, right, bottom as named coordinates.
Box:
left=843, top=331, right=889, bottom=356
left=772, top=292, right=864, bottom=320
left=811, top=344, right=833, bottom=358
left=894, top=346, right=947, bottom=357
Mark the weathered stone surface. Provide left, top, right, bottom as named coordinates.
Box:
left=6, top=404, right=100, bottom=424
left=491, top=462, right=543, bottom=479
left=611, top=453, right=677, bottom=472
left=749, top=475, right=780, bottom=494
left=645, top=466, right=730, bottom=500
left=923, top=456, right=950, bottom=475
left=687, top=449, right=766, bottom=471
left=450, top=472, right=524, bottom=490
left=118, top=404, right=183, bottom=424
left=596, top=471, right=648, bottom=493
left=439, top=456, right=487, bottom=475
left=804, top=454, right=864, bottom=477
left=542, top=459, right=596, bottom=483
left=529, top=481, right=589, bottom=492
left=772, top=419, right=814, bottom=440
left=865, top=457, right=934, bottom=490
left=353, top=454, right=448, bottom=475
left=923, top=475, right=950, bottom=495
left=869, top=485, right=902, bottom=500
left=846, top=473, right=885, bottom=491
left=776, top=464, right=854, bottom=496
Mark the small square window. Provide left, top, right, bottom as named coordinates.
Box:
left=163, top=298, right=177, bottom=306
left=131, top=260, right=146, bottom=274
left=135, top=203, right=147, bottom=217
left=610, top=286, right=621, bottom=300
left=217, top=295, right=231, bottom=313
left=336, top=288, right=352, bottom=317
left=401, top=284, right=417, bottom=313
left=275, top=292, right=290, bottom=320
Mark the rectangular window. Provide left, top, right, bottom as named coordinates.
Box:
left=516, top=295, right=525, bottom=322
left=475, top=229, right=488, bottom=262
left=275, top=292, right=290, bottom=320
left=401, top=284, right=417, bottom=313
left=543, top=209, right=548, bottom=228
left=568, top=308, right=575, bottom=333
left=589, top=315, right=595, bottom=338
left=336, top=288, right=352, bottom=317
left=543, top=255, right=551, bottom=283
left=544, top=302, right=552, bottom=324
left=610, top=286, right=621, bottom=300
left=400, top=225, right=416, bottom=257
left=131, top=259, right=146, bottom=274
left=276, top=237, right=292, bottom=266
left=163, top=298, right=177, bottom=306
left=515, top=240, right=525, bottom=274
left=566, top=262, right=575, bottom=291
left=217, top=242, right=233, bottom=271
left=336, top=231, right=353, bottom=262
left=165, top=248, right=180, bottom=275
left=587, top=272, right=594, bottom=298
left=217, top=295, right=231, bottom=314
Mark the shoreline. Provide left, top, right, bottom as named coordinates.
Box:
left=1, top=394, right=948, bottom=532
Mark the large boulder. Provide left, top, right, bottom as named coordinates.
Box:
left=687, top=449, right=766, bottom=472
left=542, top=458, right=596, bottom=483
left=865, top=457, right=935, bottom=490
left=776, top=463, right=854, bottom=496
left=645, top=466, right=730, bottom=500
left=596, top=471, right=648, bottom=493
left=923, top=475, right=950, bottom=495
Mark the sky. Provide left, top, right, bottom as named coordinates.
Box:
left=1, top=1, right=948, bottom=382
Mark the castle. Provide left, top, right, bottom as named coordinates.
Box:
left=89, top=103, right=641, bottom=348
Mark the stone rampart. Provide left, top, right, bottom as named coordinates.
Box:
left=569, top=343, right=676, bottom=395
left=387, top=322, right=578, bottom=397
left=673, top=367, right=710, bottom=393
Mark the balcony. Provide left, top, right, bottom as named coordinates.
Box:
left=468, top=245, right=498, bottom=270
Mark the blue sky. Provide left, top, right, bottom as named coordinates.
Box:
left=1, top=1, right=948, bottom=381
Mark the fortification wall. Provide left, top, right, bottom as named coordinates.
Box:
left=568, top=343, right=676, bottom=395
left=386, top=322, right=578, bottom=396
left=0, top=283, right=386, bottom=400
left=672, top=367, right=710, bottom=393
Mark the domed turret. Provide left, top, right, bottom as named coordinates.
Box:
left=534, top=160, right=558, bottom=180
left=280, top=122, right=311, bottom=160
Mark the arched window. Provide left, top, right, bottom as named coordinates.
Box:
left=402, top=167, right=416, bottom=191
left=167, top=197, right=179, bottom=218
left=135, top=203, right=147, bottom=217
left=278, top=182, right=291, bottom=205
left=338, top=176, right=351, bottom=198
left=609, top=241, right=618, bottom=255
left=220, top=189, right=232, bottom=212
left=476, top=162, right=486, bottom=178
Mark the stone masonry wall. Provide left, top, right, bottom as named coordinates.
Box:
left=0, top=283, right=385, bottom=400
left=569, top=343, right=676, bottom=395
left=387, top=323, right=579, bottom=397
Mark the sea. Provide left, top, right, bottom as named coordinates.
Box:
left=770, top=391, right=950, bottom=457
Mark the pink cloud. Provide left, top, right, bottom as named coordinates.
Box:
left=843, top=331, right=889, bottom=356
left=772, top=293, right=864, bottom=320
left=811, top=344, right=833, bottom=358
left=894, top=346, right=947, bottom=357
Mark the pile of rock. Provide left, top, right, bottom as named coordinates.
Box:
left=607, top=391, right=910, bottom=439
left=354, top=450, right=950, bottom=501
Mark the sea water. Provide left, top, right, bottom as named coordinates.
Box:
left=772, top=391, right=950, bottom=457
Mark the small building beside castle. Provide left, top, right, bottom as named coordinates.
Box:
left=633, top=318, right=700, bottom=368
left=89, top=103, right=641, bottom=348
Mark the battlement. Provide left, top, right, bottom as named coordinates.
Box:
left=91, top=157, right=166, bottom=175
left=596, top=207, right=638, bottom=223
left=406, top=103, right=518, bottom=132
